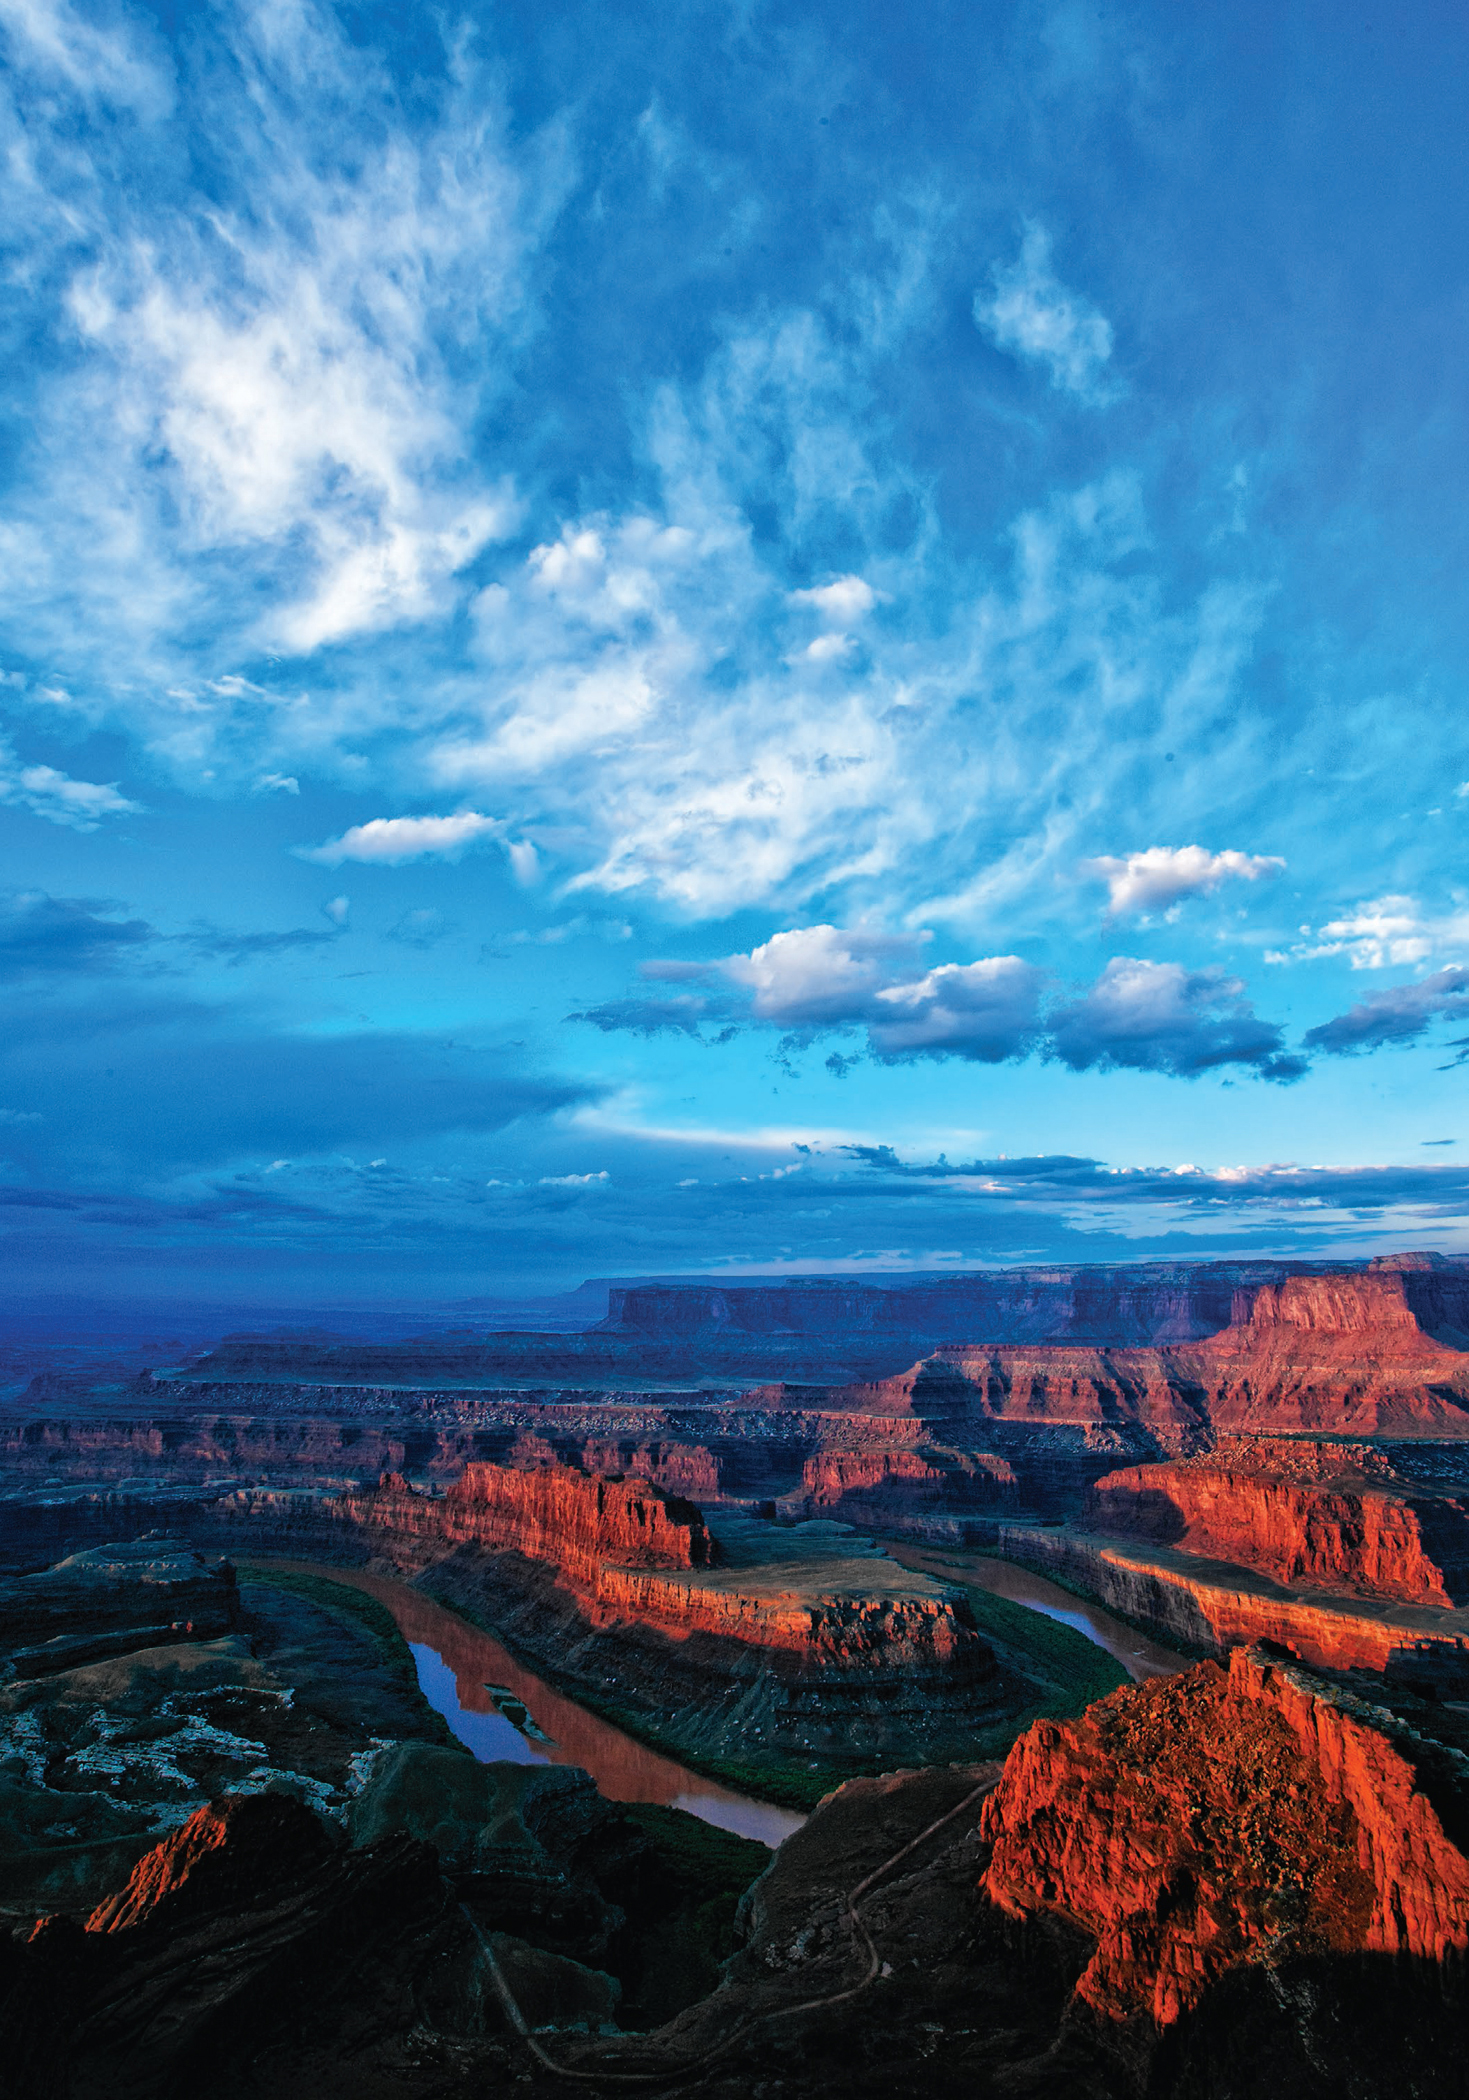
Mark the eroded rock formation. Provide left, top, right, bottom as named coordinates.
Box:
left=980, top=1645, right=1469, bottom=2026
left=1086, top=1451, right=1469, bottom=1606
left=338, top=1458, right=717, bottom=1581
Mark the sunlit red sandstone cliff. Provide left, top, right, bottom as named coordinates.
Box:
left=1086, top=1443, right=1469, bottom=1607
left=333, top=1458, right=989, bottom=1678
left=981, top=1645, right=1469, bottom=2029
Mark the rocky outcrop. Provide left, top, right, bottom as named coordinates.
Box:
left=980, top=1646, right=1469, bottom=2026
left=337, top=1459, right=716, bottom=1582
left=338, top=1463, right=989, bottom=1680
left=1087, top=1454, right=1469, bottom=1607
left=0, top=1541, right=239, bottom=1677
left=998, top=1520, right=1469, bottom=1684
left=791, top=1445, right=1018, bottom=1524
left=84, top=1792, right=331, bottom=1934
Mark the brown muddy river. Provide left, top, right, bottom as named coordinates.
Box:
left=253, top=1559, right=806, bottom=1848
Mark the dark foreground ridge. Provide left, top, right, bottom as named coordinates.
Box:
left=4, top=1644, right=1468, bottom=2098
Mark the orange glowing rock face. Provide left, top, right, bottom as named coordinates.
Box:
left=979, top=1648, right=1469, bottom=2028
left=339, top=1456, right=716, bottom=1585
left=1085, top=1458, right=1469, bottom=1608
left=83, top=1793, right=329, bottom=1936
left=336, top=1458, right=991, bottom=1677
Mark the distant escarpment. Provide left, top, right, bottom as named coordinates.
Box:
left=167, top=1259, right=1317, bottom=1388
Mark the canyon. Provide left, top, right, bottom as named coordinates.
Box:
left=8, top=1253, right=1469, bottom=2093
left=6, top=1640, right=1467, bottom=2097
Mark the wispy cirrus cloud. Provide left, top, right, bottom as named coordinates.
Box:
left=0, top=4, right=1275, bottom=938
left=3, top=0, right=557, bottom=695
left=974, top=223, right=1116, bottom=402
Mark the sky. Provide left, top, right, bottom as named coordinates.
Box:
left=6, top=0, right=1469, bottom=1308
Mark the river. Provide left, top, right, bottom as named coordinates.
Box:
left=886, top=1543, right=1185, bottom=1679
left=252, top=1559, right=806, bottom=1848
left=251, top=1546, right=1180, bottom=1850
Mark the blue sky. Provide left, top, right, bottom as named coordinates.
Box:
left=6, top=0, right=1469, bottom=1306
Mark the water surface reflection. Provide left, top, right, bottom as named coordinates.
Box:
left=251, top=1559, right=804, bottom=1847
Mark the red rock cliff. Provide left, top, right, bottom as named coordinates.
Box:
left=338, top=1458, right=716, bottom=1592
left=796, top=1446, right=1018, bottom=1517
left=1086, top=1458, right=1469, bottom=1607
left=337, top=1460, right=990, bottom=1678
left=980, top=1646, right=1469, bottom=2027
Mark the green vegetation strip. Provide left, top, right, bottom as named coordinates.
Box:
left=979, top=1547, right=1215, bottom=1665
left=953, top=1576, right=1129, bottom=1707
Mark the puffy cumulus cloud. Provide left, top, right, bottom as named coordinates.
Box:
left=0, top=740, right=140, bottom=830
left=789, top=575, right=878, bottom=625
left=722, top=925, right=926, bottom=1026
left=1293, top=894, right=1469, bottom=970
left=1047, top=957, right=1305, bottom=1080
left=1303, top=966, right=1469, bottom=1054
left=1085, top=844, right=1285, bottom=917
left=974, top=224, right=1115, bottom=401
left=297, top=812, right=505, bottom=867
left=588, top=928, right=1304, bottom=1080
left=866, top=958, right=1046, bottom=1060
left=0, top=891, right=153, bottom=974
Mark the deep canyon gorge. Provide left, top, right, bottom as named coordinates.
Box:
left=4, top=1254, right=1469, bottom=2096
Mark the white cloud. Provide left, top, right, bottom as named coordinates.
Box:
left=1293, top=893, right=1469, bottom=969
left=974, top=223, right=1116, bottom=401
left=713, top=924, right=1045, bottom=1063
left=0, top=32, right=1271, bottom=930
left=1085, top=844, right=1286, bottom=917
left=538, top=1169, right=609, bottom=1186
left=722, top=925, right=926, bottom=1025
left=298, top=812, right=504, bottom=866
left=0, top=741, right=141, bottom=829
left=868, top=957, right=1044, bottom=1059
left=7, top=0, right=553, bottom=681
left=1048, top=957, right=1299, bottom=1079
left=0, top=0, right=172, bottom=115
left=790, top=575, right=878, bottom=624
left=321, top=895, right=350, bottom=926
